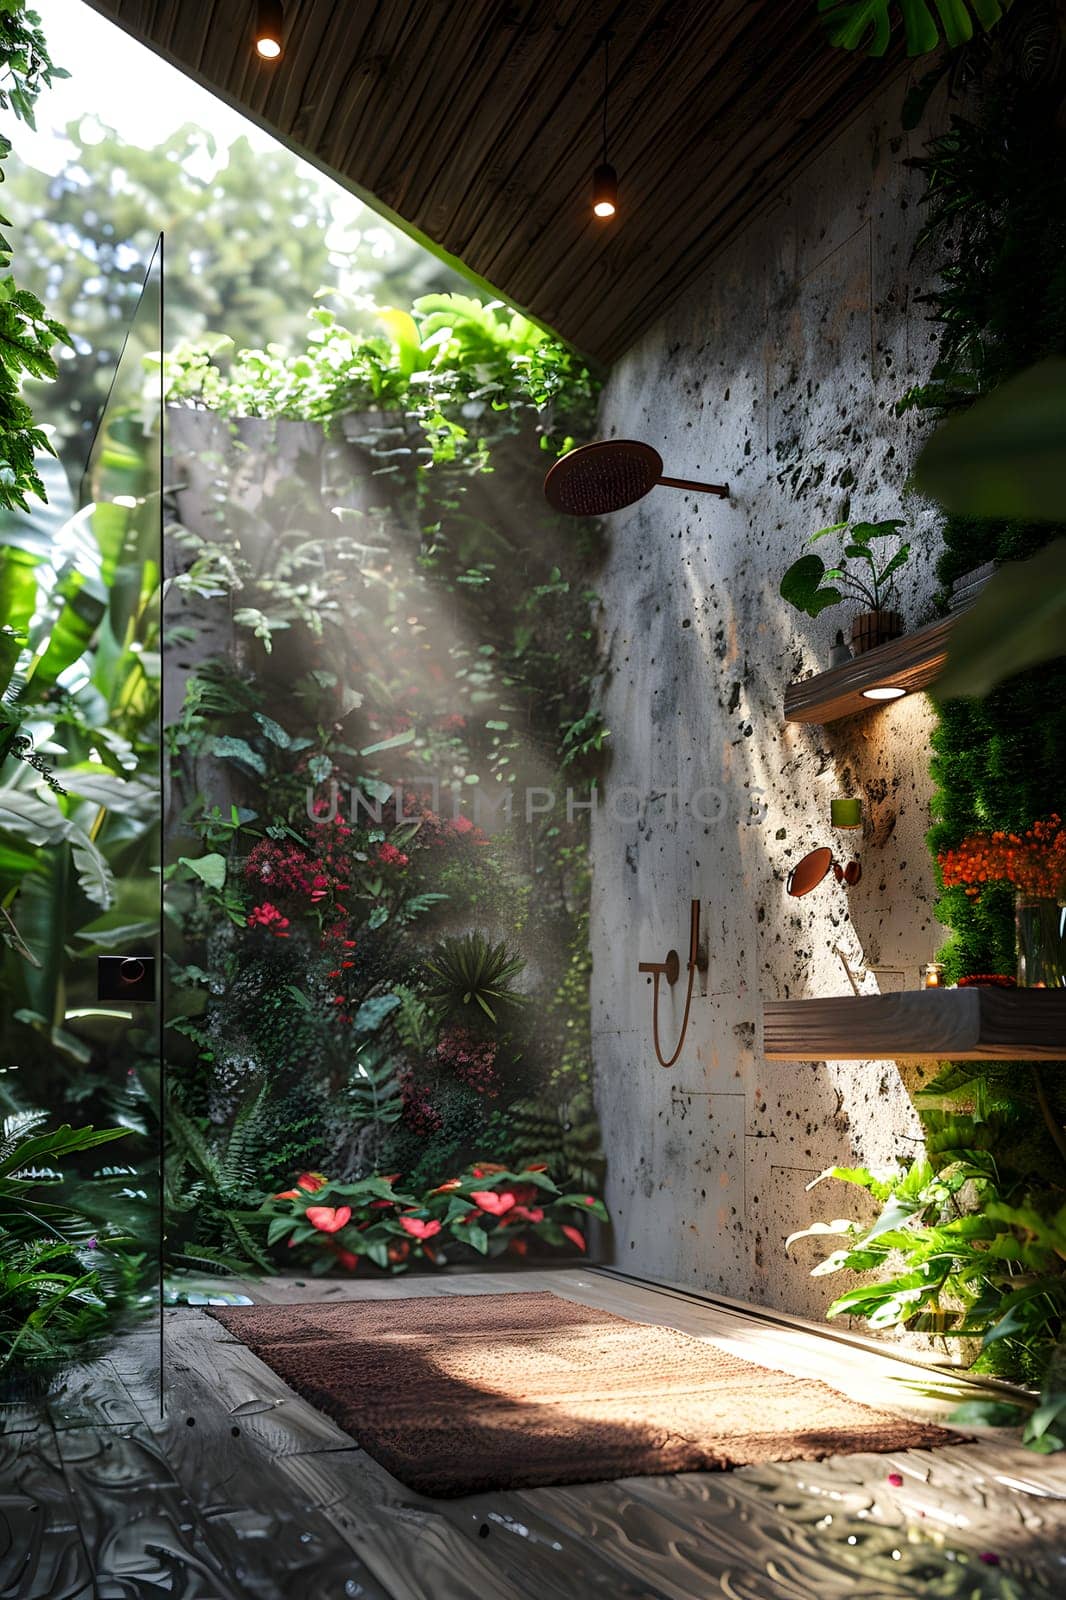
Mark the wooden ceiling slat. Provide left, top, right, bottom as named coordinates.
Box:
left=407, top=1, right=615, bottom=245
left=289, top=5, right=383, bottom=153
left=500, top=8, right=888, bottom=349
left=430, top=0, right=674, bottom=263
left=83, top=0, right=901, bottom=364
left=453, top=0, right=777, bottom=331
left=334, top=0, right=511, bottom=212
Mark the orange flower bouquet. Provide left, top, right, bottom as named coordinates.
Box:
left=939, top=816, right=1065, bottom=988
left=937, top=815, right=1066, bottom=901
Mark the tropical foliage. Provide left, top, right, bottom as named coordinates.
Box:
left=779, top=516, right=912, bottom=619
left=263, top=1162, right=607, bottom=1276
left=0, top=3, right=69, bottom=511
left=817, top=0, right=1015, bottom=58
left=0, top=2, right=161, bottom=1381
left=916, top=359, right=1066, bottom=699
left=0, top=1113, right=148, bottom=1379
left=163, top=290, right=607, bottom=1276
left=790, top=1092, right=1066, bottom=1448
left=6, top=114, right=467, bottom=471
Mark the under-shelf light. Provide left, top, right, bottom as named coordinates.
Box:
left=862, top=685, right=907, bottom=701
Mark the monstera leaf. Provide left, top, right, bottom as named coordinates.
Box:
left=933, top=540, right=1066, bottom=701
left=818, top=0, right=1014, bottom=57
left=916, top=358, right=1066, bottom=522
left=915, top=360, right=1066, bottom=699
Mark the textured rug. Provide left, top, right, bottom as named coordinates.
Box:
left=210, top=1290, right=958, bottom=1497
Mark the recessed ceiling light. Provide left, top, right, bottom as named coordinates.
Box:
left=862, top=685, right=907, bottom=701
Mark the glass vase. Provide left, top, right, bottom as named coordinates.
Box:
left=1015, top=893, right=1066, bottom=988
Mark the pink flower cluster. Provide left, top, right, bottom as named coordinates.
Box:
left=247, top=902, right=290, bottom=938
left=399, top=1068, right=443, bottom=1135
left=435, top=1027, right=499, bottom=1097
left=392, top=790, right=490, bottom=849
left=244, top=838, right=317, bottom=896
left=376, top=841, right=409, bottom=868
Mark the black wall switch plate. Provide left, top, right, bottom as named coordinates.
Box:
left=98, top=955, right=156, bottom=1003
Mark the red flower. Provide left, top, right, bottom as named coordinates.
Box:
left=470, top=1190, right=515, bottom=1217
left=429, top=1178, right=462, bottom=1195
left=560, top=1225, right=586, bottom=1252
left=503, top=1205, right=544, bottom=1225
left=333, top=1249, right=359, bottom=1271
left=306, top=1205, right=352, bottom=1234
left=508, top=1237, right=529, bottom=1257
left=297, top=1172, right=326, bottom=1193
left=247, top=901, right=290, bottom=938
left=376, top=842, right=410, bottom=868
left=400, top=1217, right=442, bottom=1241
left=387, top=1241, right=411, bottom=1263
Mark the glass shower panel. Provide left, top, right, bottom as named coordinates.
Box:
left=162, top=375, right=602, bottom=1287
left=0, top=238, right=163, bottom=1401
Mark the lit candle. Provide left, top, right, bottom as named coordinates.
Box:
left=920, top=963, right=945, bottom=989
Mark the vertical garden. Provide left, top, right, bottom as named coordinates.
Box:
left=161, top=295, right=611, bottom=1277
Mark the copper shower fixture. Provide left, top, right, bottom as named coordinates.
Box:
left=543, top=440, right=730, bottom=517
left=785, top=846, right=862, bottom=897
left=638, top=898, right=701, bottom=1069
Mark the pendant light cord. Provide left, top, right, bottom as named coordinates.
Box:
left=602, top=33, right=610, bottom=166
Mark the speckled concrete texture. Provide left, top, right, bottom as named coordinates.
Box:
left=590, top=74, right=950, bottom=1319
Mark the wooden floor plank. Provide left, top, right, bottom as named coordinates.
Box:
left=165, top=1312, right=354, bottom=1457
left=275, top=1445, right=640, bottom=1600
left=167, top=1305, right=642, bottom=1600
left=51, top=1423, right=252, bottom=1600
left=36, top=1269, right=1066, bottom=1599
left=0, top=1430, right=92, bottom=1600
left=47, top=1361, right=145, bottom=1432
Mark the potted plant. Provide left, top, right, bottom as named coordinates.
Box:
left=780, top=517, right=912, bottom=655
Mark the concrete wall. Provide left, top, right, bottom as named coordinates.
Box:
left=591, top=74, right=950, bottom=1318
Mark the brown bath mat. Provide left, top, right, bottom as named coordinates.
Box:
left=210, top=1290, right=957, bottom=1497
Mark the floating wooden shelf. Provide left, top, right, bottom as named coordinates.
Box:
left=785, top=615, right=956, bottom=724
left=764, top=990, right=1066, bottom=1061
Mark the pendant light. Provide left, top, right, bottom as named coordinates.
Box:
left=255, top=0, right=284, bottom=60
left=592, top=32, right=617, bottom=219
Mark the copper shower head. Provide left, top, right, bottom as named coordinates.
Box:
left=543, top=439, right=730, bottom=517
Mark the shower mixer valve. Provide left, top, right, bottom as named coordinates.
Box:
left=638, top=899, right=701, bottom=1069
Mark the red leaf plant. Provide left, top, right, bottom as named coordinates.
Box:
left=262, top=1163, right=608, bottom=1275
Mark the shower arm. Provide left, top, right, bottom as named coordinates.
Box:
left=638, top=899, right=701, bottom=1069
left=657, top=476, right=730, bottom=497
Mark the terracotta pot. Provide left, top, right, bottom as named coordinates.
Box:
left=850, top=609, right=904, bottom=655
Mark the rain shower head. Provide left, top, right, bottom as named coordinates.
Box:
left=543, top=439, right=729, bottom=517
